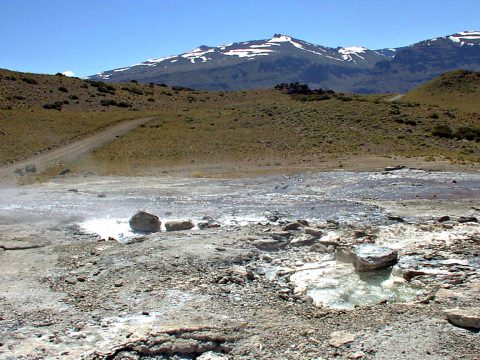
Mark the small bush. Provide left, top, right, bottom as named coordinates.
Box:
left=100, top=99, right=117, bottom=106
left=455, top=127, right=480, bottom=141
left=130, top=79, right=138, bottom=83
left=121, top=86, right=143, bottom=95
left=68, top=95, right=79, bottom=100
left=116, top=101, right=132, bottom=108
left=172, top=85, right=194, bottom=91
left=147, top=97, right=155, bottom=102
left=405, top=119, right=417, bottom=126
left=87, top=80, right=116, bottom=94
left=294, top=94, right=331, bottom=101
left=432, top=125, right=454, bottom=139
left=43, top=102, right=63, bottom=110
left=428, top=113, right=439, bottom=119
left=97, top=86, right=116, bottom=95
left=21, top=77, right=38, bottom=85
left=58, top=86, right=68, bottom=93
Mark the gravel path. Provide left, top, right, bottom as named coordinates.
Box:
left=0, top=116, right=155, bottom=180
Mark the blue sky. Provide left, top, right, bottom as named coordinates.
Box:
left=1, top=0, right=479, bottom=78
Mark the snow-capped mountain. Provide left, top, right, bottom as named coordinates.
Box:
left=89, top=31, right=480, bottom=93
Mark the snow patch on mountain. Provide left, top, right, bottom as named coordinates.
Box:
left=338, top=47, right=368, bottom=61
left=181, top=48, right=215, bottom=63
left=223, top=48, right=275, bottom=58
left=448, top=31, right=480, bottom=45
left=148, top=55, right=178, bottom=63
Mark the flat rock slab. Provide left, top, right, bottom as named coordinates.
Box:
left=329, top=330, right=356, bottom=347
left=444, top=307, right=480, bottom=329
left=165, top=221, right=195, bottom=232
left=252, top=239, right=285, bottom=251
left=353, top=244, right=398, bottom=271
left=0, top=238, right=49, bottom=250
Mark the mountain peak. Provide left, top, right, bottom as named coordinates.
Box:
left=270, top=34, right=293, bottom=42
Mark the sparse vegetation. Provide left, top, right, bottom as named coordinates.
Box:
left=42, top=101, right=64, bottom=111
left=0, top=68, right=478, bottom=170
left=121, top=86, right=144, bottom=95
left=20, top=77, right=38, bottom=85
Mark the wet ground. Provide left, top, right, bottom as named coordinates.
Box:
left=0, top=169, right=479, bottom=359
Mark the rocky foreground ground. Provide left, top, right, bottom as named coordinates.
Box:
left=0, top=170, right=479, bottom=359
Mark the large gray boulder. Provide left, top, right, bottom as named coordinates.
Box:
left=352, top=244, right=398, bottom=271
left=129, top=211, right=161, bottom=233
left=165, top=220, right=195, bottom=232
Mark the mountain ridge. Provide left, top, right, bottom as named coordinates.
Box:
left=89, top=31, right=480, bottom=93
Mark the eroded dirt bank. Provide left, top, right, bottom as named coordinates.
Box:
left=0, top=169, right=479, bottom=359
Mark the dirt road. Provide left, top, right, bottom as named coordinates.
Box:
left=0, top=116, right=155, bottom=180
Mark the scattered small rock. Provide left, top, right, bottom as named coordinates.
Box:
left=329, top=330, right=356, bottom=348
left=124, top=236, right=147, bottom=245
left=289, top=235, right=316, bottom=247
left=25, top=164, right=37, bottom=173
left=438, top=215, right=450, bottom=223
left=384, top=165, right=405, bottom=172
left=165, top=220, right=195, bottom=232
left=458, top=216, right=478, bottom=223
left=283, top=222, right=303, bottom=231
left=387, top=215, right=405, bottom=223
left=58, top=169, right=71, bottom=176
left=253, top=239, right=285, bottom=251
left=271, top=231, right=292, bottom=241
left=384, top=165, right=406, bottom=172
left=305, top=228, right=323, bottom=237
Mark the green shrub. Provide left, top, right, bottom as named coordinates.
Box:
left=432, top=125, right=454, bottom=139
left=455, top=127, right=480, bottom=141
left=21, top=77, right=38, bottom=85
left=58, top=86, right=68, bottom=93
left=121, top=86, right=143, bottom=95
left=117, top=101, right=132, bottom=108
left=68, top=95, right=79, bottom=100
left=43, top=102, right=63, bottom=110
left=100, top=99, right=117, bottom=106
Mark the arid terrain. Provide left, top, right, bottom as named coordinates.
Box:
left=0, top=170, right=479, bottom=359
left=0, top=69, right=479, bottom=359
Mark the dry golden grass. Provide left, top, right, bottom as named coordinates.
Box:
left=0, top=109, right=148, bottom=164
left=404, top=70, right=480, bottom=112
left=1, top=68, right=479, bottom=175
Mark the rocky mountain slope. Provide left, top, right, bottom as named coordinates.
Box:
left=89, top=31, right=480, bottom=93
